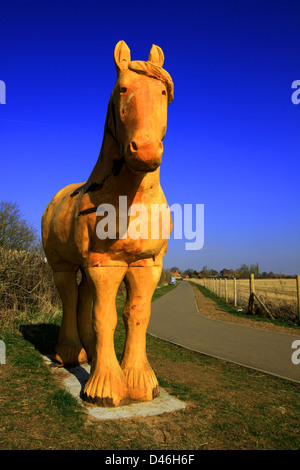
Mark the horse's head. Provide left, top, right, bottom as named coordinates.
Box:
left=108, top=40, right=174, bottom=173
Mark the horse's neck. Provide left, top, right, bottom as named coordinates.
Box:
left=85, top=132, right=161, bottom=198
left=85, top=132, right=116, bottom=187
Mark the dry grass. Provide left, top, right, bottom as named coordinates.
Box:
left=192, top=278, right=298, bottom=322
left=0, top=247, right=61, bottom=328
left=191, top=283, right=299, bottom=334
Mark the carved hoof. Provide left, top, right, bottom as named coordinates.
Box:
left=79, top=332, right=95, bottom=362
left=83, top=368, right=130, bottom=407
left=122, top=363, right=160, bottom=402
left=53, top=342, right=88, bottom=367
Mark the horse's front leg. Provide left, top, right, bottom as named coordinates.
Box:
left=121, top=264, right=162, bottom=402
left=83, top=266, right=129, bottom=407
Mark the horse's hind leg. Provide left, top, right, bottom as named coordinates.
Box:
left=53, top=271, right=88, bottom=366
left=77, top=269, right=95, bottom=362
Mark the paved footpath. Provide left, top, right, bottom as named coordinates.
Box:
left=148, top=281, right=300, bottom=384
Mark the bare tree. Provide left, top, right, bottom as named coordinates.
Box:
left=0, top=201, right=41, bottom=252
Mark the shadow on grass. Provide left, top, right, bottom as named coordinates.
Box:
left=19, top=323, right=90, bottom=398
left=19, top=323, right=59, bottom=355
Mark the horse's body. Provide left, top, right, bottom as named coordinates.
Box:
left=41, top=41, right=174, bottom=406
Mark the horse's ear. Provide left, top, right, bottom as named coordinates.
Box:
left=148, top=44, right=164, bottom=67
left=114, top=40, right=131, bottom=73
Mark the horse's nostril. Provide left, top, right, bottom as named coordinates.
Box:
left=131, top=141, right=138, bottom=151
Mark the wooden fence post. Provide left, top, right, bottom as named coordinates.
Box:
left=234, top=278, right=237, bottom=307
left=248, top=273, right=255, bottom=314
left=297, top=274, right=300, bottom=323
left=225, top=279, right=228, bottom=302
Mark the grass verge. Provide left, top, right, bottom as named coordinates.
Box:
left=190, top=281, right=300, bottom=331
left=1, top=281, right=300, bottom=450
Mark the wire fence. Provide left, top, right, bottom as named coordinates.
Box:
left=190, top=275, right=300, bottom=323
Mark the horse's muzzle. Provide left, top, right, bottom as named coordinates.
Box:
left=125, top=135, right=163, bottom=173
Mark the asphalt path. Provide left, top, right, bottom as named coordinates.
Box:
left=148, top=281, right=300, bottom=383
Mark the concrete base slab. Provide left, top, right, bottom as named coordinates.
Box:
left=43, top=355, right=187, bottom=420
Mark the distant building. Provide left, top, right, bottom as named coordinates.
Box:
left=171, top=270, right=182, bottom=280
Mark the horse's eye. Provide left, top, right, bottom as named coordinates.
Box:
left=120, top=87, right=127, bottom=93
left=162, top=90, right=167, bottom=96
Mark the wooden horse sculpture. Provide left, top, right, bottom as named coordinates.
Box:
left=41, top=40, right=174, bottom=407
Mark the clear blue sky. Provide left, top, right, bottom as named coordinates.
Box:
left=1, top=0, right=299, bottom=274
